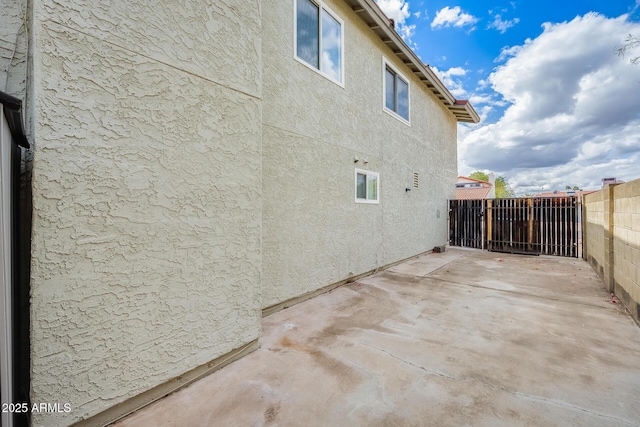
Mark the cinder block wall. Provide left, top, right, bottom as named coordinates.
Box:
left=583, top=178, right=640, bottom=323
left=583, top=190, right=607, bottom=280
left=612, top=180, right=640, bottom=322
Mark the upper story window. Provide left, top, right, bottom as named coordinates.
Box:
left=383, top=58, right=410, bottom=123
left=295, top=0, right=344, bottom=85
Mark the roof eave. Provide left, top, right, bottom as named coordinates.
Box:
left=450, top=101, right=481, bottom=124
left=345, top=0, right=480, bottom=124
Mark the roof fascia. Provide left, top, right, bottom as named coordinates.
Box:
left=348, top=0, right=480, bottom=124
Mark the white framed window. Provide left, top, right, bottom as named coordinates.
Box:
left=383, top=58, right=410, bottom=124
left=355, top=169, right=379, bottom=204
left=294, top=0, right=344, bottom=85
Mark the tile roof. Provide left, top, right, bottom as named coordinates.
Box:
left=455, top=187, right=492, bottom=200
left=457, top=176, right=491, bottom=185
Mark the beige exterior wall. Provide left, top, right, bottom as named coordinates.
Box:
left=0, top=0, right=28, bottom=98
left=583, top=189, right=607, bottom=278
left=261, top=0, right=457, bottom=308
left=29, top=1, right=262, bottom=425
left=16, top=0, right=465, bottom=424
left=584, top=178, right=640, bottom=323
left=612, top=180, right=640, bottom=321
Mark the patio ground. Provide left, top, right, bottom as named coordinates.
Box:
left=114, top=248, right=640, bottom=427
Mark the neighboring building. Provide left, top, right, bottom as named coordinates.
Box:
left=602, top=177, right=625, bottom=187
left=1, top=1, right=478, bottom=426
left=534, top=190, right=597, bottom=201
left=455, top=174, right=495, bottom=199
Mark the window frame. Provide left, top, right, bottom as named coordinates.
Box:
left=355, top=169, right=380, bottom=204
left=293, top=0, right=345, bottom=87
left=382, top=57, right=410, bottom=125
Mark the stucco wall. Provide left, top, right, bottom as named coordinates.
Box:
left=29, top=1, right=262, bottom=425
left=0, top=0, right=28, bottom=98
left=583, top=179, right=640, bottom=323
left=261, top=0, right=457, bottom=308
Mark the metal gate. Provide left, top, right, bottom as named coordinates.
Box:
left=449, top=197, right=580, bottom=257
left=449, top=199, right=484, bottom=249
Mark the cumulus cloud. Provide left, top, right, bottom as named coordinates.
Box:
left=376, top=0, right=410, bottom=24
left=432, top=66, right=468, bottom=97
left=398, top=23, right=417, bottom=42
left=459, top=13, right=640, bottom=194
left=433, top=66, right=506, bottom=121
left=431, top=6, right=478, bottom=29
left=495, top=45, right=523, bottom=62
left=375, top=0, right=417, bottom=47
left=487, top=14, right=520, bottom=33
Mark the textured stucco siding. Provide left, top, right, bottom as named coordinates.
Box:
left=261, top=0, right=457, bottom=308
left=30, top=2, right=262, bottom=426
left=0, top=0, right=29, bottom=98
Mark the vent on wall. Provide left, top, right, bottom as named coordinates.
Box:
left=413, top=172, right=419, bottom=189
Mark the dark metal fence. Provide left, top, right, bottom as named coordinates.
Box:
left=449, top=199, right=484, bottom=249
left=449, top=197, right=580, bottom=257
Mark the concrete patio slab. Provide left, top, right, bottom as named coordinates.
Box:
left=113, top=249, right=640, bottom=427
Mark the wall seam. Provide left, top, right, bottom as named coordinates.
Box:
left=41, top=19, right=262, bottom=101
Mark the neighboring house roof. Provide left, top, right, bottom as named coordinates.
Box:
left=455, top=176, right=493, bottom=199
left=455, top=187, right=492, bottom=200
left=345, top=0, right=480, bottom=124
left=457, top=176, right=491, bottom=185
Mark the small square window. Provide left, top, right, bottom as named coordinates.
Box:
left=383, top=59, right=410, bottom=123
left=295, top=0, right=344, bottom=84
left=355, top=169, right=379, bottom=204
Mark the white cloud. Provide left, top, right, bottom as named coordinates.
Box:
left=495, top=44, right=523, bottom=62
left=431, top=6, right=478, bottom=29
left=459, top=13, right=640, bottom=195
left=375, top=0, right=417, bottom=47
left=487, top=14, right=520, bottom=33
left=398, top=23, right=417, bottom=41
left=468, top=94, right=497, bottom=105
left=376, top=0, right=410, bottom=25
left=432, top=66, right=468, bottom=97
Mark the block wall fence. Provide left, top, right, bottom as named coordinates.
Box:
left=583, top=178, right=640, bottom=323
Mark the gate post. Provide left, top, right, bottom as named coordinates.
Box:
left=528, top=197, right=533, bottom=253
left=603, top=185, right=616, bottom=293
left=485, top=199, right=492, bottom=250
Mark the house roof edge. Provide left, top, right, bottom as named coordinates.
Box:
left=347, top=0, right=480, bottom=124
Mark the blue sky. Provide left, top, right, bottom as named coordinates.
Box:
left=377, top=0, right=640, bottom=194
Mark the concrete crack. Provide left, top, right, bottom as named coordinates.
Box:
left=352, top=340, right=638, bottom=426
left=427, top=275, right=620, bottom=312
